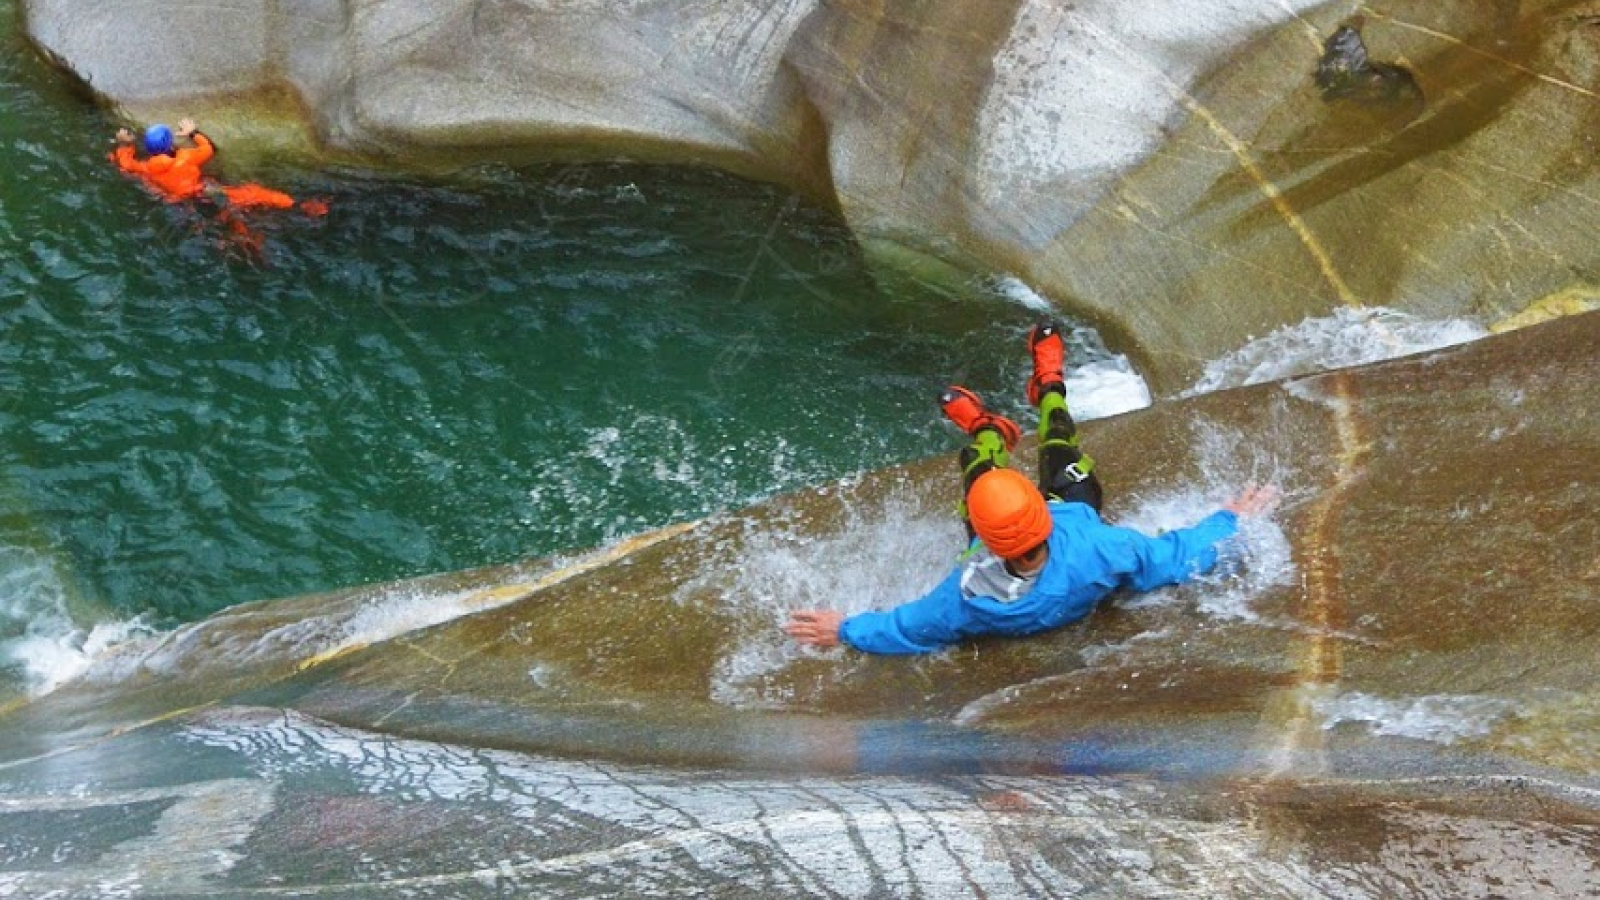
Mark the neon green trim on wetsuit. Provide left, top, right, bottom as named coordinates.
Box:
left=1037, top=391, right=1095, bottom=478
left=961, top=428, right=1011, bottom=475
left=1036, top=392, right=1075, bottom=444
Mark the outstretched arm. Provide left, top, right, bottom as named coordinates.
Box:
left=176, top=119, right=215, bottom=166
left=783, top=569, right=972, bottom=655
left=1117, top=483, right=1280, bottom=591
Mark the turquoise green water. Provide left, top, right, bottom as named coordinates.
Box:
left=0, top=8, right=1052, bottom=666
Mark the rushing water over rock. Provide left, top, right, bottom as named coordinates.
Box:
left=1, top=2, right=1156, bottom=701
left=2, top=313, right=1598, bottom=897
left=5, top=1, right=1600, bottom=897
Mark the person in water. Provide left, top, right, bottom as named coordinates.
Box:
left=783, top=322, right=1278, bottom=654
left=111, top=118, right=327, bottom=216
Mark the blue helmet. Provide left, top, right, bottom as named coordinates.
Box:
left=144, top=124, right=175, bottom=156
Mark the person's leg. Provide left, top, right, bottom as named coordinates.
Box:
left=958, top=428, right=1010, bottom=494
left=940, top=386, right=1021, bottom=542
left=1037, top=389, right=1103, bottom=511
left=219, top=183, right=297, bottom=209
left=1028, top=323, right=1104, bottom=512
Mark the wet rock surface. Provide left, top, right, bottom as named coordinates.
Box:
left=11, top=0, right=1600, bottom=894
left=1315, top=20, right=1424, bottom=107
left=3, top=314, right=1596, bottom=897
left=6, top=706, right=1595, bottom=899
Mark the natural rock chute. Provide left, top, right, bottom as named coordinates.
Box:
left=6, top=312, right=1595, bottom=782
left=1, top=314, right=1597, bottom=898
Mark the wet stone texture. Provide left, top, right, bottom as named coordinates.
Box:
left=4, top=708, right=1596, bottom=899
left=9, top=2, right=1600, bottom=894
left=246, top=312, right=1597, bottom=780
left=2, top=315, right=1597, bottom=897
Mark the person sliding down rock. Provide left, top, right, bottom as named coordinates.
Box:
left=110, top=118, right=328, bottom=216
left=783, top=323, right=1279, bottom=655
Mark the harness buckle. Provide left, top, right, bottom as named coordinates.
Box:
left=1063, top=461, right=1091, bottom=483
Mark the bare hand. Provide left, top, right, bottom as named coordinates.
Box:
left=783, top=609, right=845, bottom=649
left=115, top=127, right=133, bottom=143
left=1224, top=483, right=1280, bottom=518
left=176, top=118, right=197, bottom=137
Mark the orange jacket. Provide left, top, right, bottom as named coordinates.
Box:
left=111, top=133, right=215, bottom=201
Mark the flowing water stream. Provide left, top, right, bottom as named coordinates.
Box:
left=5, top=7, right=1595, bottom=898
left=0, top=5, right=1157, bottom=699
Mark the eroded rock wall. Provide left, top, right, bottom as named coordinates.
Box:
left=24, top=0, right=1600, bottom=389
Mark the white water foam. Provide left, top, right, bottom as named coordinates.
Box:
left=990, top=275, right=1058, bottom=314
left=989, top=276, right=1153, bottom=420
left=525, top=412, right=895, bottom=552
left=1314, top=692, right=1519, bottom=745
left=1111, top=417, right=1299, bottom=622
left=0, top=543, right=155, bottom=697
left=79, top=566, right=569, bottom=688
left=1101, top=487, right=1294, bottom=623
left=1188, top=307, right=1488, bottom=395
left=706, top=485, right=963, bottom=708
left=78, top=520, right=702, bottom=690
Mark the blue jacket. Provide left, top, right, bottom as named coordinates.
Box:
left=838, top=502, right=1239, bottom=654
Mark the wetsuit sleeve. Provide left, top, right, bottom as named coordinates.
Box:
left=179, top=133, right=215, bottom=167
left=112, top=144, right=149, bottom=173
left=837, top=569, right=973, bottom=655
left=1110, top=510, right=1238, bottom=592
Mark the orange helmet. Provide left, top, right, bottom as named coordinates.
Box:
left=967, top=469, right=1051, bottom=558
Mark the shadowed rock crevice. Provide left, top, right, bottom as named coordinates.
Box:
left=1315, top=19, right=1424, bottom=107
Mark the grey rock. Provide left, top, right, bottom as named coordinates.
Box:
left=25, top=1, right=1599, bottom=389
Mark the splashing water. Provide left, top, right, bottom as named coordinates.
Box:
left=1315, top=692, right=1520, bottom=744
left=1189, top=307, right=1488, bottom=395
left=709, top=409, right=1304, bottom=708
left=1105, top=489, right=1294, bottom=622
left=71, top=530, right=685, bottom=691
left=1111, top=417, right=1299, bottom=620
left=0, top=543, right=155, bottom=696
left=78, top=579, right=518, bottom=687
left=705, top=485, right=964, bottom=707
left=987, top=276, right=1153, bottom=420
